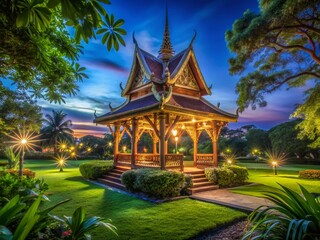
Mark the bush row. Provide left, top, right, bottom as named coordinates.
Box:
left=204, top=165, right=248, bottom=187
left=121, top=169, right=193, bottom=199
left=79, top=160, right=114, bottom=179
left=299, top=169, right=320, bottom=179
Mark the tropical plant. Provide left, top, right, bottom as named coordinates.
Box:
left=0, top=195, right=70, bottom=240
left=226, top=0, right=320, bottom=147
left=60, top=206, right=117, bottom=240
left=4, top=147, right=20, bottom=170
left=1, top=0, right=126, bottom=103
left=243, top=184, right=320, bottom=240
left=41, top=110, right=74, bottom=154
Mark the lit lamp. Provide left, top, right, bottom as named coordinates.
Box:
left=226, top=148, right=231, bottom=154
left=172, top=129, right=178, bottom=154
left=122, top=146, right=127, bottom=153
left=55, top=154, right=68, bottom=172
left=19, top=138, right=27, bottom=177
left=108, top=142, right=112, bottom=147
left=272, top=161, right=278, bottom=175
left=227, top=159, right=232, bottom=165
left=87, top=147, right=92, bottom=153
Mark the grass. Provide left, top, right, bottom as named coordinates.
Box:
left=231, top=162, right=320, bottom=197
left=23, top=160, right=246, bottom=240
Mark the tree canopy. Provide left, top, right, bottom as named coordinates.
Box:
left=0, top=83, right=42, bottom=146
left=0, top=0, right=126, bottom=103
left=226, top=0, right=320, bottom=147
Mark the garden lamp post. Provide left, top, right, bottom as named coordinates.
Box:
left=19, top=138, right=27, bottom=177
left=172, top=129, right=178, bottom=154
left=272, top=161, right=278, bottom=175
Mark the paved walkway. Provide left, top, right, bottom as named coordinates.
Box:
left=191, top=188, right=273, bottom=212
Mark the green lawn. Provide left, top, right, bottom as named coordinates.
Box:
left=24, top=160, right=246, bottom=240
left=231, top=162, right=320, bottom=197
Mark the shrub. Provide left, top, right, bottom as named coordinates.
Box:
left=121, top=169, right=188, bottom=199
left=0, top=173, right=48, bottom=204
left=79, top=160, right=113, bottom=179
left=205, top=167, right=218, bottom=184
left=204, top=165, right=248, bottom=187
left=180, top=174, right=193, bottom=195
left=215, top=168, right=235, bottom=187
left=4, top=146, right=19, bottom=169
left=299, top=169, right=320, bottom=179
left=224, top=165, right=248, bottom=184
left=121, top=170, right=137, bottom=192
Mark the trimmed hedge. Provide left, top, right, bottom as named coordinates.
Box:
left=121, top=169, right=192, bottom=199
left=299, top=170, right=320, bottom=179
left=205, top=165, right=248, bottom=187
left=79, top=160, right=113, bottom=179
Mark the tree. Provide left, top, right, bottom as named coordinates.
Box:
left=41, top=110, right=74, bottom=153
left=0, top=83, right=42, bottom=147
left=79, top=135, right=107, bottom=158
left=268, top=120, right=312, bottom=159
left=1, top=0, right=126, bottom=103
left=226, top=0, right=320, bottom=147
left=246, top=129, right=271, bottom=152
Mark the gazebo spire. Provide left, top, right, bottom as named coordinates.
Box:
left=158, top=7, right=174, bottom=61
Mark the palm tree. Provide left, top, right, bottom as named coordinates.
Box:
left=41, top=110, right=74, bottom=154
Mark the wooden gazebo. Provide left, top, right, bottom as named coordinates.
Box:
left=94, top=14, right=238, bottom=171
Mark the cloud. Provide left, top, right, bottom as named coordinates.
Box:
left=80, top=58, right=129, bottom=75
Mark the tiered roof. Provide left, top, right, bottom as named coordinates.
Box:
left=94, top=11, right=238, bottom=124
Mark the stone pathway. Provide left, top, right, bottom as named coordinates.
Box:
left=191, top=188, right=273, bottom=212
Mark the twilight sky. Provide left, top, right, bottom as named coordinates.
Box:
left=25, top=0, right=308, bottom=137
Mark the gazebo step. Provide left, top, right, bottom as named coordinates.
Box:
left=114, top=166, right=131, bottom=172
left=103, top=175, right=122, bottom=184
left=97, top=178, right=126, bottom=191
left=191, top=173, right=206, bottom=179
left=113, top=169, right=126, bottom=174
left=192, top=177, right=209, bottom=183
left=189, top=185, right=219, bottom=194
left=184, top=170, right=204, bottom=175
left=193, top=181, right=213, bottom=187
left=105, top=171, right=122, bottom=178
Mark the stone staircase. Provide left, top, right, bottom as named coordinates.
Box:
left=184, top=169, right=219, bottom=194
left=97, top=166, right=218, bottom=195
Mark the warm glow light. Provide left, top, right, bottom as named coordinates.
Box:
left=9, top=129, right=40, bottom=153
left=87, top=147, right=92, bottom=152
left=108, top=142, right=112, bottom=147
left=59, top=160, right=64, bottom=165
left=226, top=148, right=231, bottom=153
left=71, top=152, right=76, bottom=157
left=79, top=143, right=83, bottom=147
left=175, top=136, right=179, bottom=142
left=227, top=160, right=232, bottom=164
left=172, top=129, right=177, bottom=137
left=182, top=124, right=185, bottom=129
left=61, top=144, right=66, bottom=149
left=192, top=118, right=196, bottom=123
left=122, top=146, right=127, bottom=152
left=272, top=161, right=278, bottom=166
left=70, top=146, right=75, bottom=151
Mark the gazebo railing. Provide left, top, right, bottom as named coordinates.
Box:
left=114, top=153, right=183, bottom=171
left=196, top=154, right=214, bottom=169
left=115, top=153, right=131, bottom=166
left=136, top=154, right=160, bottom=167
left=165, top=154, right=184, bottom=171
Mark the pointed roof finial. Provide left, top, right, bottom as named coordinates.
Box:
left=158, top=6, right=174, bottom=61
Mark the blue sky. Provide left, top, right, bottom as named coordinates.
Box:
left=34, top=0, right=307, bottom=137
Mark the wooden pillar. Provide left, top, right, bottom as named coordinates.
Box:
left=213, top=140, right=218, bottom=167
left=153, top=131, right=157, bottom=154
left=193, top=124, right=198, bottom=167
left=159, top=113, right=166, bottom=170
left=114, top=123, right=120, bottom=164
left=131, top=118, right=139, bottom=168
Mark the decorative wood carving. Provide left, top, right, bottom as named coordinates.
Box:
left=175, top=65, right=199, bottom=90
left=133, top=69, right=150, bottom=88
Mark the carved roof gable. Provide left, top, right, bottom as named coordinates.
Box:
left=175, top=64, right=199, bottom=90
left=133, top=68, right=150, bottom=88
